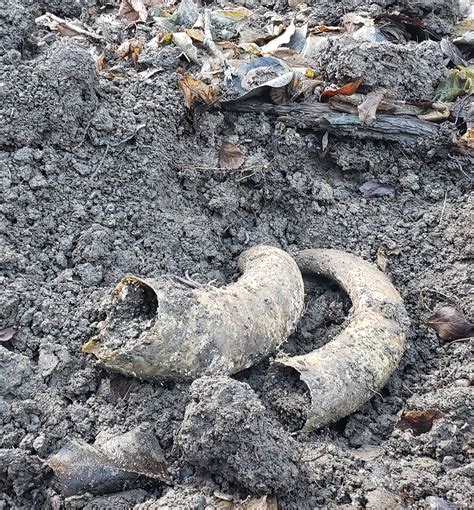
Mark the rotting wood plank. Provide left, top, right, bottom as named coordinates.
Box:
left=220, top=101, right=441, bottom=143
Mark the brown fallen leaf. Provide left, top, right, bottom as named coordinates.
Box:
left=321, top=79, right=362, bottom=99
left=178, top=75, right=218, bottom=108
left=116, top=39, right=142, bottom=63
left=395, top=409, right=443, bottom=436
left=358, top=88, right=386, bottom=125
left=426, top=306, right=474, bottom=341
left=186, top=28, right=205, bottom=43
left=56, top=24, right=82, bottom=37
left=458, top=127, right=474, bottom=150
left=118, top=0, right=149, bottom=22
left=219, top=141, right=245, bottom=170
left=97, top=52, right=106, bottom=72
left=216, top=495, right=278, bottom=510
left=376, top=243, right=401, bottom=272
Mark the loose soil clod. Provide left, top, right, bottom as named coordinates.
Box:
left=176, top=377, right=301, bottom=494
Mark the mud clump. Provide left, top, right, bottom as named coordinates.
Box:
left=2, top=42, right=98, bottom=149
left=176, top=377, right=301, bottom=494
left=320, top=39, right=448, bottom=101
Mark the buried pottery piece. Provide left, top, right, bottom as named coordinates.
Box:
left=277, top=249, right=410, bottom=431
left=83, top=245, right=304, bottom=380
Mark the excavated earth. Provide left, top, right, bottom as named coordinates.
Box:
left=1, top=0, right=472, bottom=509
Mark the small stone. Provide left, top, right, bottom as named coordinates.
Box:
left=424, top=496, right=456, bottom=509
left=29, top=174, right=47, bottom=190
left=454, top=378, right=470, bottom=387
left=73, top=162, right=92, bottom=176
left=13, top=147, right=35, bottom=164
left=38, top=347, right=59, bottom=377
left=365, top=488, right=402, bottom=509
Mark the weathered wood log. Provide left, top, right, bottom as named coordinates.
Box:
left=220, top=100, right=441, bottom=142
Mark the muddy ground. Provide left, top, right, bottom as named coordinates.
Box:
left=1, top=0, right=473, bottom=509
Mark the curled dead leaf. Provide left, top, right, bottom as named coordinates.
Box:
left=426, top=306, right=474, bottom=341
left=97, top=52, right=106, bottom=72
left=47, top=426, right=171, bottom=496
left=260, top=22, right=296, bottom=54
left=376, top=243, right=401, bottom=272
left=458, top=127, right=474, bottom=150
left=395, top=409, right=443, bottom=436
left=186, top=28, right=205, bottom=43
left=218, top=141, right=245, bottom=170
left=118, top=0, right=149, bottom=23
left=116, top=39, right=143, bottom=63
left=358, top=88, right=386, bottom=125
left=178, top=75, right=218, bottom=108
left=173, top=32, right=200, bottom=64
left=359, top=180, right=395, bottom=198
left=418, top=102, right=450, bottom=122
left=321, top=79, right=362, bottom=99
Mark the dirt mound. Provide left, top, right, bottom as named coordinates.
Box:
left=1, top=0, right=472, bottom=509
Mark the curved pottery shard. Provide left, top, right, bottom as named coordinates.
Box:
left=277, top=249, right=409, bottom=432
left=84, top=245, right=304, bottom=380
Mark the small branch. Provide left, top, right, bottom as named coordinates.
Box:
left=35, top=13, right=104, bottom=41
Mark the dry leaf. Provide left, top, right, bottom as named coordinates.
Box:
left=116, top=39, right=142, bottom=63
left=97, top=52, right=106, bottom=72
left=173, top=32, right=200, bottom=64
left=56, top=24, right=82, bottom=37
left=359, top=180, right=395, bottom=198
left=178, top=75, right=218, bottom=108
left=418, top=102, right=450, bottom=122
left=186, top=28, right=205, bottom=43
left=426, top=306, right=474, bottom=341
left=47, top=426, right=171, bottom=496
left=321, top=79, right=362, bottom=99
left=358, top=88, right=386, bottom=125
left=218, top=141, right=245, bottom=170
left=376, top=243, right=400, bottom=272
left=321, top=131, right=329, bottom=151
left=118, top=0, right=148, bottom=23
left=458, top=127, right=474, bottom=150
left=260, top=22, right=296, bottom=53
left=395, top=409, right=443, bottom=436
left=0, top=327, right=16, bottom=343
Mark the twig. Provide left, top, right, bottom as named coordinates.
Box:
left=447, top=336, right=473, bottom=345
left=236, top=171, right=257, bottom=182
left=35, top=13, right=104, bottom=41
left=439, top=191, right=448, bottom=224
left=91, top=145, right=109, bottom=177
left=162, top=273, right=203, bottom=289
left=110, top=124, right=146, bottom=147
left=75, top=108, right=98, bottom=148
